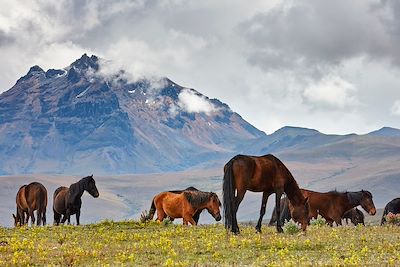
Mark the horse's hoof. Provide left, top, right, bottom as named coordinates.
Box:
left=255, top=227, right=262, bottom=233
left=277, top=227, right=284, bottom=233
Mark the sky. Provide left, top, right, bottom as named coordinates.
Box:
left=0, top=0, right=400, bottom=135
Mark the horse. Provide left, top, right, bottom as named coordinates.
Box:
left=268, top=196, right=291, bottom=226
left=343, top=208, right=365, bottom=226
left=223, top=154, right=309, bottom=234
left=168, top=187, right=202, bottom=224
left=53, top=175, right=99, bottom=225
left=142, top=190, right=221, bottom=225
left=292, top=189, right=376, bottom=226
left=12, top=182, right=47, bottom=226
left=381, top=198, right=400, bottom=225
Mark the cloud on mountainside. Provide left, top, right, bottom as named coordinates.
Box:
left=1, top=0, right=400, bottom=134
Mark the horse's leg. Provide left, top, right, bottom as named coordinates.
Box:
left=275, top=191, right=284, bottom=233
left=156, top=209, right=166, bottom=222
left=76, top=210, right=80, bottom=226
left=42, top=208, right=46, bottom=226
left=54, top=209, right=61, bottom=225
left=255, top=192, right=270, bottom=233
left=232, top=190, right=246, bottom=234
left=28, top=209, right=35, bottom=226
left=37, top=210, right=42, bottom=226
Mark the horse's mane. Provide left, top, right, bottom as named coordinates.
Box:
left=183, top=191, right=216, bottom=208
left=347, top=191, right=363, bottom=206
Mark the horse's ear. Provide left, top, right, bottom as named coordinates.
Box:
left=91, top=174, right=93, bottom=177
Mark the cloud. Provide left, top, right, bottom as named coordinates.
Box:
left=177, top=89, right=217, bottom=114
left=238, top=0, right=400, bottom=76
left=303, top=76, right=358, bottom=109
left=391, top=100, right=400, bottom=116
left=1, top=0, right=400, bottom=135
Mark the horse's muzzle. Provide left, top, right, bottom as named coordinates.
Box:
left=369, top=208, right=376, bottom=215
left=93, top=191, right=100, bottom=198
left=215, top=213, right=221, bottom=221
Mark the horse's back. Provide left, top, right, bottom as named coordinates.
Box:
left=385, top=198, right=400, bottom=214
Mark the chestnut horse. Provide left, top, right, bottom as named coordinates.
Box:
left=53, top=175, right=99, bottom=225
left=343, top=208, right=365, bottom=226
left=381, top=198, right=400, bottom=225
left=168, top=187, right=202, bottom=224
left=288, top=189, right=376, bottom=226
left=223, top=154, right=309, bottom=234
left=13, top=182, right=47, bottom=226
left=143, top=190, right=221, bottom=225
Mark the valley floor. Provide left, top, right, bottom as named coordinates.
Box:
left=1, top=221, right=400, bottom=266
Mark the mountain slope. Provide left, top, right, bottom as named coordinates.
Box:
left=0, top=54, right=265, bottom=174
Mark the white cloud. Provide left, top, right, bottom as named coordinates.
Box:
left=391, top=100, right=400, bottom=116
left=177, top=89, right=217, bottom=114
left=303, top=76, right=358, bottom=109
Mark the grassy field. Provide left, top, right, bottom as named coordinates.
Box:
left=0, top=220, right=400, bottom=266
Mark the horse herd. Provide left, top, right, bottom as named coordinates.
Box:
left=13, top=175, right=99, bottom=227
left=10, top=154, right=400, bottom=234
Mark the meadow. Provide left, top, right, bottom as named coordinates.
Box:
left=1, top=220, right=400, bottom=266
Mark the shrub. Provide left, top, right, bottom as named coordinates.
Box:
left=385, top=212, right=400, bottom=226
left=283, top=220, right=301, bottom=234
left=310, top=216, right=326, bottom=227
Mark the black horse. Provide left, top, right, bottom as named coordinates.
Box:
left=343, top=208, right=365, bottom=226
left=381, top=198, right=400, bottom=225
left=268, top=196, right=291, bottom=226
left=168, top=187, right=202, bottom=224
left=53, top=175, right=99, bottom=225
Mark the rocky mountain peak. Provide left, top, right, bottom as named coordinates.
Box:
left=70, top=53, right=99, bottom=71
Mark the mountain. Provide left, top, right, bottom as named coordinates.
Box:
left=0, top=54, right=265, bottom=175
left=368, top=127, right=400, bottom=137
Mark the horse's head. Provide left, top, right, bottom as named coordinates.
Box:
left=85, top=175, right=99, bottom=198
left=290, top=197, right=310, bottom=231
left=206, top=193, right=222, bottom=221
left=12, top=213, right=21, bottom=227
left=360, top=190, right=376, bottom=215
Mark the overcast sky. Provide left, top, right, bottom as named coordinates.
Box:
left=1, top=0, right=400, bottom=134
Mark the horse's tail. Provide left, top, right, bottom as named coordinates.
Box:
left=223, top=157, right=236, bottom=230
left=140, top=198, right=156, bottom=222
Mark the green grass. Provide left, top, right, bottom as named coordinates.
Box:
left=1, top=221, right=400, bottom=266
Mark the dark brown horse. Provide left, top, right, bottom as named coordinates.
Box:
left=294, top=189, right=376, bottom=226
left=223, top=154, right=309, bottom=234
left=53, top=175, right=99, bottom=225
left=168, top=187, right=202, bottom=224
left=13, top=182, right=47, bottom=226
left=142, top=190, right=221, bottom=225
left=343, top=208, right=365, bottom=226
left=381, top=198, right=400, bottom=225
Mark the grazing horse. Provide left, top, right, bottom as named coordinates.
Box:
left=168, top=187, right=202, bottom=224
left=268, top=196, right=291, bottom=226
left=13, top=182, right=47, bottom=226
left=223, top=154, right=309, bottom=234
left=343, top=208, right=365, bottom=226
left=143, top=190, right=221, bottom=225
left=53, top=175, right=99, bottom=225
left=292, top=189, right=376, bottom=226
left=381, top=198, right=400, bottom=225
